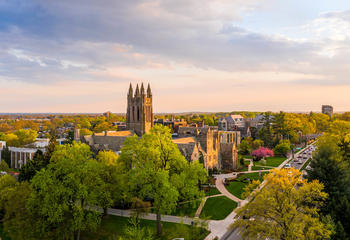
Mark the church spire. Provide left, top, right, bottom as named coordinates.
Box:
left=141, top=83, right=145, bottom=96
left=147, top=83, right=152, bottom=98
left=128, top=83, right=133, bottom=98
left=135, top=84, right=140, bottom=97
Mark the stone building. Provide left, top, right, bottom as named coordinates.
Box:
left=322, top=105, right=333, bottom=117
left=80, top=83, right=153, bottom=152
left=8, top=147, right=42, bottom=169
left=175, top=126, right=240, bottom=170
left=126, top=83, right=153, bottom=136
left=218, top=114, right=250, bottom=138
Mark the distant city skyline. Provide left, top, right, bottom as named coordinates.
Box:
left=1, top=1, right=350, bottom=112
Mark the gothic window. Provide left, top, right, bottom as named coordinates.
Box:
left=132, top=106, right=135, bottom=121
left=137, top=106, right=140, bottom=121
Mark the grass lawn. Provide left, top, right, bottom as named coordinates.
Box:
left=81, top=215, right=209, bottom=240
left=200, top=196, right=237, bottom=220
left=205, top=187, right=221, bottom=196
left=251, top=165, right=268, bottom=171
left=171, top=199, right=202, bottom=217
left=255, top=156, right=286, bottom=167
left=226, top=172, right=269, bottom=199
left=242, top=155, right=253, bottom=159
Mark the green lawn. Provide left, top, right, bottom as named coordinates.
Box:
left=205, top=187, right=221, bottom=196
left=242, top=155, right=253, bottom=159
left=200, top=196, right=237, bottom=220
left=255, top=157, right=286, bottom=167
left=171, top=200, right=202, bottom=217
left=226, top=172, right=268, bottom=199
left=81, top=215, right=209, bottom=240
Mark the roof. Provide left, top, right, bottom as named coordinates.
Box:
left=94, top=131, right=134, bottom=137
left=226, top=115, right=244, bottom=123
left=172, top=137, right=196, bottom=144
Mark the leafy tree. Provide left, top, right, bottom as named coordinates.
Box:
left=18, top=150, right=45, bottom=182
left=1, top=181, right=36, bottom=240
left=96, top=150, right=127, bottom=215
left=1, top=146, right=11, bottom=167
left=14, top=129, right=38, bottom=146
left=120, top=125, right=207, bottom=236
left=80, top=128, right=93, bottom=136
left=28, top=142, right=113, bottom=240
left=0, top=160, right=10, bottom=172
left=251, top=139, right=264, bottom=150
left=232, top=168, right=332, bottom=240
left=307, top=135, right=350, bottom=238
left=273, top=139, right=291, bottom=157
left=251, top=147, right=274, bottom=160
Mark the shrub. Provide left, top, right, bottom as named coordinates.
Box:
left=251, top=147, right=274, bottom=160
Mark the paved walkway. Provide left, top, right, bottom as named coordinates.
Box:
left=106, top=208, right=197, bottom=225
left=215, top=178, right=242, bottom=203
left=247, top=159, right=253, bottom=172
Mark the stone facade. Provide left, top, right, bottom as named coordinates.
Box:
left=126, top=83, right=153, bottom=136
left=175, top=126, right=240, bottom=170
left=322, top=105, right=333, bottom=117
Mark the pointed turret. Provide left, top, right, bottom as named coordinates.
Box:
left=128, top=83, right=133, bottom=98
left=141, top=83, right=145, bottom=96
left=147, top=83, right=152, bottom=98
left=135, top=84, right=140, bottom=97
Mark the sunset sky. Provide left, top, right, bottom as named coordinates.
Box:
left=1, top=0, right=350, bottom=113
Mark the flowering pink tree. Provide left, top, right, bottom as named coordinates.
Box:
left=251, top=147, right=274, bottom=160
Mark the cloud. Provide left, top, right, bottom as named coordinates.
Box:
left=0, top=1, right=350, bottom=112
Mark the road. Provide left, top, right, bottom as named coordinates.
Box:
left=219, top=142, right=317, bottom=240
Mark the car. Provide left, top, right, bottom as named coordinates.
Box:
left=285, top=163, right=291, bottom=168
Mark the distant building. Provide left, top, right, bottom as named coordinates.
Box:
left=322, top=105, right=333, bottom=117
left=174, top=126, right=240, bottom=170
left=154, top=118, right=187, bottom=133
left=103, top=111, right=112, bottom=119
left=8, top=147, right=43, bottom=169
left=0, top=141, right=6, bottom=163
left=218, top=115, right=251, bottom=138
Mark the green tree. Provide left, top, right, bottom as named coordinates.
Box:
left=273, top=139, right=291, bottom=157
left=28, top=142, right=113, bottom=240
left=120, top=125, right=207, bottom=236
left=232, top=168, right=331, bottom=240
left=18, top=150, right=45, bottom=182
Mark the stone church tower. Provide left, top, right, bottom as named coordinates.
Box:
left=126, top=83, right=154, bottom=136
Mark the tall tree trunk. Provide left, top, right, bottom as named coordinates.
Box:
left=77, top=229, right=81, bottom=240
left=103, top=207, right=108, bottom=217
left=156, top=209, right=162, bottom=237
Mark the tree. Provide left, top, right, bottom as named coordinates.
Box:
left=0, top=160, right=10, bottom=172
left=18, top=150, right=45, bottom=182
left=1, top=181, right=36, bottom=240
left=120, top=125, right=207, bottom=236
left=251, top=147, right=273, bottom=160
left=251, top=139, right=264, bottom=150
left=1, top=146, right=11, bottom=167
left=307, top=135, right=350, bottom=238
left=273, top=139, right=291, bottom=157
left=80, top=128, right=93, bottom=136
left=96, top=150, right=126, bottom=216
left=27, top=142, right=113, bottom=240
left=232, top=168, right=332, bottom=240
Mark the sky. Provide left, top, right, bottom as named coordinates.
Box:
left=1, top=0, right=350, bottom=113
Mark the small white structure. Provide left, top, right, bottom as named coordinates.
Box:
left=8, top=147, right=41, bottom=169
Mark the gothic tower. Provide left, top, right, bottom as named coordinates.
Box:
left=126, top=83, right=154, bottom=136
